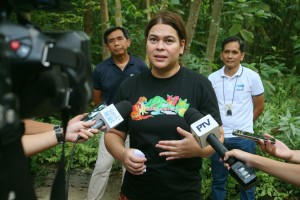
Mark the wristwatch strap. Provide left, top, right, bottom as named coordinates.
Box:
left=54, top=125, right=64, bottom=143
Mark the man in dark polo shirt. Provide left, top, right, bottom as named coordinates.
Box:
left=87, top=26, right=148, bottom=200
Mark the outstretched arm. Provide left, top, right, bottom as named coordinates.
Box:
left=23, top=119, right=56, bottom=135
left=224, top=149, right=300, bottom=187
left=22, top=114, right=100, bottom=157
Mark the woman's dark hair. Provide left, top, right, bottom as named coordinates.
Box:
left=221, top=36, right=244, bottom=52
left=103, top=26, right=129, bottom=44
left=144, top=10, right=187, bottom=49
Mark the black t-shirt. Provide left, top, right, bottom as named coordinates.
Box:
left=114, top=67, right=222, bottom=200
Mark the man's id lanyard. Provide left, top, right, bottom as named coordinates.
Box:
left=223, top=67, right=243, bottom=116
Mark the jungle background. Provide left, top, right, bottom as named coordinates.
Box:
left=15, top=0, right=300, bottom=199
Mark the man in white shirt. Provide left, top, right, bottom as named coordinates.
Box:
left=208, top=36, right=264, bottom=200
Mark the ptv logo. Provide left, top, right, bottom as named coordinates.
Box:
left=196, top=118, right=211, bottom=132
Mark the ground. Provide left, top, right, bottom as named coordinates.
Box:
left=35, top=167, right=122, bottom=200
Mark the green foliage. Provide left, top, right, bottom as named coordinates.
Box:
left=277, top=110, right=300, bottom=148
left=31, top=10, right=83, bottom=31
left=222, top=0, right=273, bottom=43
left=242, top=61, right=282, bottom=100
left=240, top=29, right=254, bottom=44
left=200, top=158, right=212, bottom=199
left=255, top=172, right=289, bottom=199
left=291, top=35, right=300, bottom=73
left=183, top=54, right=218, bottom=77
left=31, top=133, right=101, bottom=169
left=69, top=133, right=101, bottom=168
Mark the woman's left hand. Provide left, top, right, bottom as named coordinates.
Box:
left=156, top=127, right=201, bottom=160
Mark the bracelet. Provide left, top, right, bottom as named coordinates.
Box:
left=54, top=125, right=64, bottom=143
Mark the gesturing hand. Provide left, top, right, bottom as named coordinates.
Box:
left=156, top=127, right=202, bottom=160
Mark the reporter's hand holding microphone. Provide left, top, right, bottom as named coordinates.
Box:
left=76, top=100, right=132, bottom=142
left=183, top=108, right=257, bottom=190
left=64, top=114, right=101, bottom=143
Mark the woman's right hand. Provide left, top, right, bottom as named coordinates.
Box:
left=122, top=148, right=147, bottom=175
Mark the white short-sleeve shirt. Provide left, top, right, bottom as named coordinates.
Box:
left=208, top=65, right=264, bottom=137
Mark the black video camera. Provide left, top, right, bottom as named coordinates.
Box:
left=1, top=0, right=92, bottom=119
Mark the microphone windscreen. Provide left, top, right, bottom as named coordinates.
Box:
left=184, top=108, right=204, bottom=125
left=115, top=100, right=132, bottom=117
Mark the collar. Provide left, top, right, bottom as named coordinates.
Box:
left=220, top=65, right=243, bottom=78
left=108, top=53, right=133, bottom=68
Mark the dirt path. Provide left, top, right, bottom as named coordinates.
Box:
left=35, top=168, right=122, bottom=200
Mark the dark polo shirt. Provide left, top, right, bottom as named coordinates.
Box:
left=92, top=55, right=148, bottom=104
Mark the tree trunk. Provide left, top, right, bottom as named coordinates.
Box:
left=83, top=0, right=92, bottom=35
left=100, top=0, right=110, bottom=60
left=145, top=0, right=151, bottom=21
left=185, top=0, right=202, bottom=55
left=115, top=0, right=122, bottom=26
left=205, top=0, right=223, bottom=67
left=144, top=0, right=152, bottom=66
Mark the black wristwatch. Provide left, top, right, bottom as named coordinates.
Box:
left=54, top=125, right=64, bottom=143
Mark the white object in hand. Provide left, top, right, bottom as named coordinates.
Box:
left=133, top=149, right=146, bottom=172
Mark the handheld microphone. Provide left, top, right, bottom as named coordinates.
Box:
left=77, top=100, right=132, bottom=140
left=82, top=102, right=107, bottom=129
left=184, top=108, right=257, bottom=190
